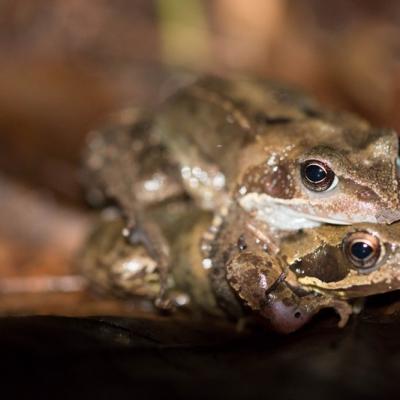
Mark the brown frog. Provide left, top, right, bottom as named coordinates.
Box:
left=208, top=204, right=400, bottom=333
left=82, top=75, right=400, bottom=308
left=80, top=200, right=400, bottom=333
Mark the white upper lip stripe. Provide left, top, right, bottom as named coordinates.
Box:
left=239, top=193, right=354, bottom=225
left=297, top=214, right=351, bottom=225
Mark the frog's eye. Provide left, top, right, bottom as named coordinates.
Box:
left=343, top=231, right=382, bottom=270
left=300, top=160, right=337, bottom=192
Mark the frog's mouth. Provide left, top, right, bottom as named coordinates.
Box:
left=238, top=193, right=375, bottom=230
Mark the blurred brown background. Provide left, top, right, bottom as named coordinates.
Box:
left=1, top=3, right=400, bottom=396
left=1, top=0, right=400, bottom=310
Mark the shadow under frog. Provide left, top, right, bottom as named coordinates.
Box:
left=80, top=201, right=400, bottom=334
left=82, top=76, right=400, bottom=311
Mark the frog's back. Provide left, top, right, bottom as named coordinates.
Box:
left=153, top=76, right=322, bottom=191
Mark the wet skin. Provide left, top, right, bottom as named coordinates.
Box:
left=81, top=76, right=400, bottom=324
left=85, top=76, right=400, bottom=229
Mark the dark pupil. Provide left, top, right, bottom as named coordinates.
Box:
left=305, top=164, right=327, bottom=183
left=351, top=242, right=373, bottom=260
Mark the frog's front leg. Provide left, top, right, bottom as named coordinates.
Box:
left=83, top=113, right=187, bottom=309
left=226, top=252, right=352, bottom=333
left=80, top=218, right=173, bottom=310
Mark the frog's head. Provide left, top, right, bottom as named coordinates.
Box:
left=283, top=222, right=400, bottom=298
left=237, top=120, right=400, bottom=230
left=226, top=221, right=400, bottom=333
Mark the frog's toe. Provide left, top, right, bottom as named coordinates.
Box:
left=333, top=300, right=353, bottom=328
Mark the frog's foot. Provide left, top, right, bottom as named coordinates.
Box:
left=226, top=251, right=287, bottom=312
left=81, top=218, right=173, bottom=308
left=226, top=252, right=307, bottom=333
left=299, top=295, right=353, bottom=328
left=123, top=218, right=176, bottom=311
left=331, top=299, right=353, bottom=328
left=259, top=292, right=353, bottom=333
left=109, top=242, right=173, bottom=311
left=225, top=251, right=355, bottom=332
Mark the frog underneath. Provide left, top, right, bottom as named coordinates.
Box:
left=80, top=200, right=400, bottom=333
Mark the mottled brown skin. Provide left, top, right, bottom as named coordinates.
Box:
left=82, top=76, right=400, bottom=311
left=237, top=125, right=400, bottom=228
left=153, top=76, right=400, bottom=225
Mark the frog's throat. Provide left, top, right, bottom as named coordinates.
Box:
left=238, top=192, right=371, bottom=231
